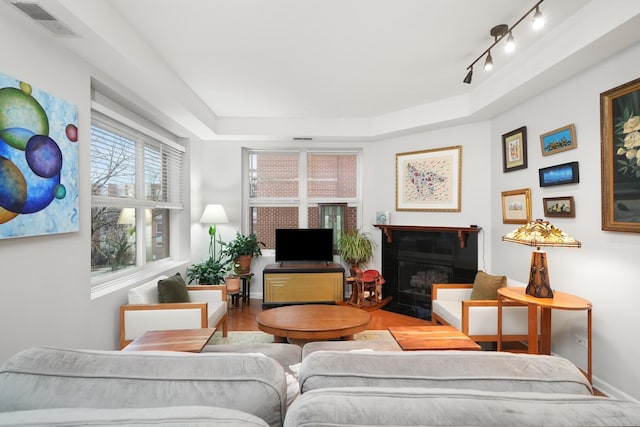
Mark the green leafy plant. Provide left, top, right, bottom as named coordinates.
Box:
left=337, top=230, right=376, bottom=267
left=186, top=257, right=228, bottom=285
left=221, top=231, right=265, bottom=261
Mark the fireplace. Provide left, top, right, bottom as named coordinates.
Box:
left=375, top=225, right=480, bottom=320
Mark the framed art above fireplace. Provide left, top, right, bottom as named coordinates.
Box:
left=395, top=146, right=462, bottom=212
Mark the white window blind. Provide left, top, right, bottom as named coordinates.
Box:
left=91, top=110, right=184, bottom=209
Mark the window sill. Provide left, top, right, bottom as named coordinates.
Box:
left=90, top=259, right=190, bottom=300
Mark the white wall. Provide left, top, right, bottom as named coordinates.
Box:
left=0, top=10, right=189, bottom=364
left=490, top=42, right=640, bottom=400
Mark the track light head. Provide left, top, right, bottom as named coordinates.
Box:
left=484, top=51, right=493, bottom=71
left=463, top=67, right=473, bottom=84
left=532, top=5, right=544, bottom=30
left=504, top=31, right=516, bottom=53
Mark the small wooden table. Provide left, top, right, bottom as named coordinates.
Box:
left=388, top=325, right=481, bottom=351
left=497, top=287, right=592, bottom=383
left=122, top=328, right=216, bottom=353
left=256, top=304, right=371, bottom=342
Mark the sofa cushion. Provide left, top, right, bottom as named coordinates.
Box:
left=203, top=343, right=302, bottom=375
left=284, top=387, right=640, bottom=427
left=470, top=271, right=507, bottom=300
left=0, top=347, right=287, bottom=427
left=301, top=339, right=401, bottom=359
left=157, top=273, right=190, bottom=303
left=298, top=350, right=592, bottom=395
left=0, top=406, right=269, bottom=426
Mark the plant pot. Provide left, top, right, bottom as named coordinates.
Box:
left=225, top=276, right=241, bottom=293
left=349, top=263, right=362, bottom=278
left=236, top=255, right=252, bottom=274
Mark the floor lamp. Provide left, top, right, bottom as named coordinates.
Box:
left=200, top=204, right=229, bottom=260
left=502, top=219, right=580, bottom=298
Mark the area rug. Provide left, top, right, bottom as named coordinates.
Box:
left=207, top=329, right=393, bottom=345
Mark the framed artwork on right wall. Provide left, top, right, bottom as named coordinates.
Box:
left=601, top=76, right=640, bottom=232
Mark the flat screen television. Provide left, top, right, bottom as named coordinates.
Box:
left=275, top=228, right=334, bottom=263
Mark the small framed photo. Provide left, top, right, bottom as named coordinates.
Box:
left=502, top=126, right=528, bottom=172
left=501, top=188, right=531, bottom=224
left=375, top=211, right=390, bottom=225
left=540, top=124, right=577, bottom=156
left=539, top=161, right=580, bottom=187
left=543, top=196, right=575, bottom=218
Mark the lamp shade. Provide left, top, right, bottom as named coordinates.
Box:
left=200, top=204, right=229, bottom=224
left=502, top=219, right=580, bottom=248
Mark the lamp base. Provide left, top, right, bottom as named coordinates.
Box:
left=526, top=250, right=553, bottom=298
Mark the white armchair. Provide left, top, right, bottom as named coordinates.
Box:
left=119, top=275, right=228, bottom=349
left=432, top=277, right=539, bottom=344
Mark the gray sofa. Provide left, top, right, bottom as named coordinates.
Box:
left=3, top=343, right=640, bottom=426
left=0, top=346, right=291, bottom=427
left=286, top=348, right=640, bottom=426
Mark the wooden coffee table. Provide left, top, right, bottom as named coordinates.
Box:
left=256, top=304, right=371, bottom=342
left=388, top=325, right=481, bottom=351
left=122, top=328, right=216, bottom=352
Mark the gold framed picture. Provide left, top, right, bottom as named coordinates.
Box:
left=395, top=145, right=462, bottom=212
left=601, top=77, right=640, bottom=232
left=501, top=188, right=531, bottom=224
left=540, top=124, right=577, bottom=156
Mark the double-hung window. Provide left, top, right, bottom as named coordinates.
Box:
left=90, top=104, right=184, bottom=284
left=246, top=149, right=360, bottom=250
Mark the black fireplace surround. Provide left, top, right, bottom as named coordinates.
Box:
left=376, top=225, right=480, bottom=320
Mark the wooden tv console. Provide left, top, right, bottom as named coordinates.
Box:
left=262, top=263, right=345, bottom=308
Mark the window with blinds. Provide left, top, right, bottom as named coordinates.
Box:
left=90, top=107, right=184, bottom=282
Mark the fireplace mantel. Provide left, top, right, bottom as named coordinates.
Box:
left=374, top=225, right=481, bottom=248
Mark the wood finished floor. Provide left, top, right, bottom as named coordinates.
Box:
left=226, top=299, right=433, bottom=332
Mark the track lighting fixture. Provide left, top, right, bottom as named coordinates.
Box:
left=505, top=31, right=516, bottom=53
left=463, top=67, right=473, bottom=84
left=532, top=5, right=545, bottom=30
left=462, top=0, right=545, bottom=84
left=484, top=51, right=493, bottom=71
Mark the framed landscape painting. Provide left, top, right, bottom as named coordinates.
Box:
left=396, top=145, right=462, bottom=212
left=600, top=77, right=640, bottom=232
left=501, top=188, right=531, bottom=224
left=540, top=124, right=577, bottom=156
left=502, top=126, right=527, bottom=172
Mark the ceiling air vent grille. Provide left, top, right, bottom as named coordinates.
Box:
left=293, top=137, right=313, bottom=141
left=9, top=1, right=78, bottom=37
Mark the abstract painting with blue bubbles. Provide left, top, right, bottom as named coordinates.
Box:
left=0, top=71, right=78, bottom=239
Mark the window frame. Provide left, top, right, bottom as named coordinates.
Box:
left=244, top=148, right=362, bottom=248
left=90, top=101, right=186, bottom=289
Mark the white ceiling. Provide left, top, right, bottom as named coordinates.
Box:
left=6, top=0, right=640, bottom=140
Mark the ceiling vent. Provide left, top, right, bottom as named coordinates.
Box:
left=8, top=1, right=77, bottom=37
left=293, top=137, right=313, bottom=141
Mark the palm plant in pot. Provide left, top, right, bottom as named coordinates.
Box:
left=337, top=230, right=376, bottom=277
left=221, top=231, right=265, bottom=274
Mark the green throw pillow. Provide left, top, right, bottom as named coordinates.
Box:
left=157, top=273, right=191, bottom=303
left=469, top=271, right=507, bottom=300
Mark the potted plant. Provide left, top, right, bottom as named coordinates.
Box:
left=337, top=230, right=376, bottom=277
left=221, top=231, right=265, bottom=274
left=186, top=256, right=228, bottom=285
left=224, top=262, right=241, bottom=294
